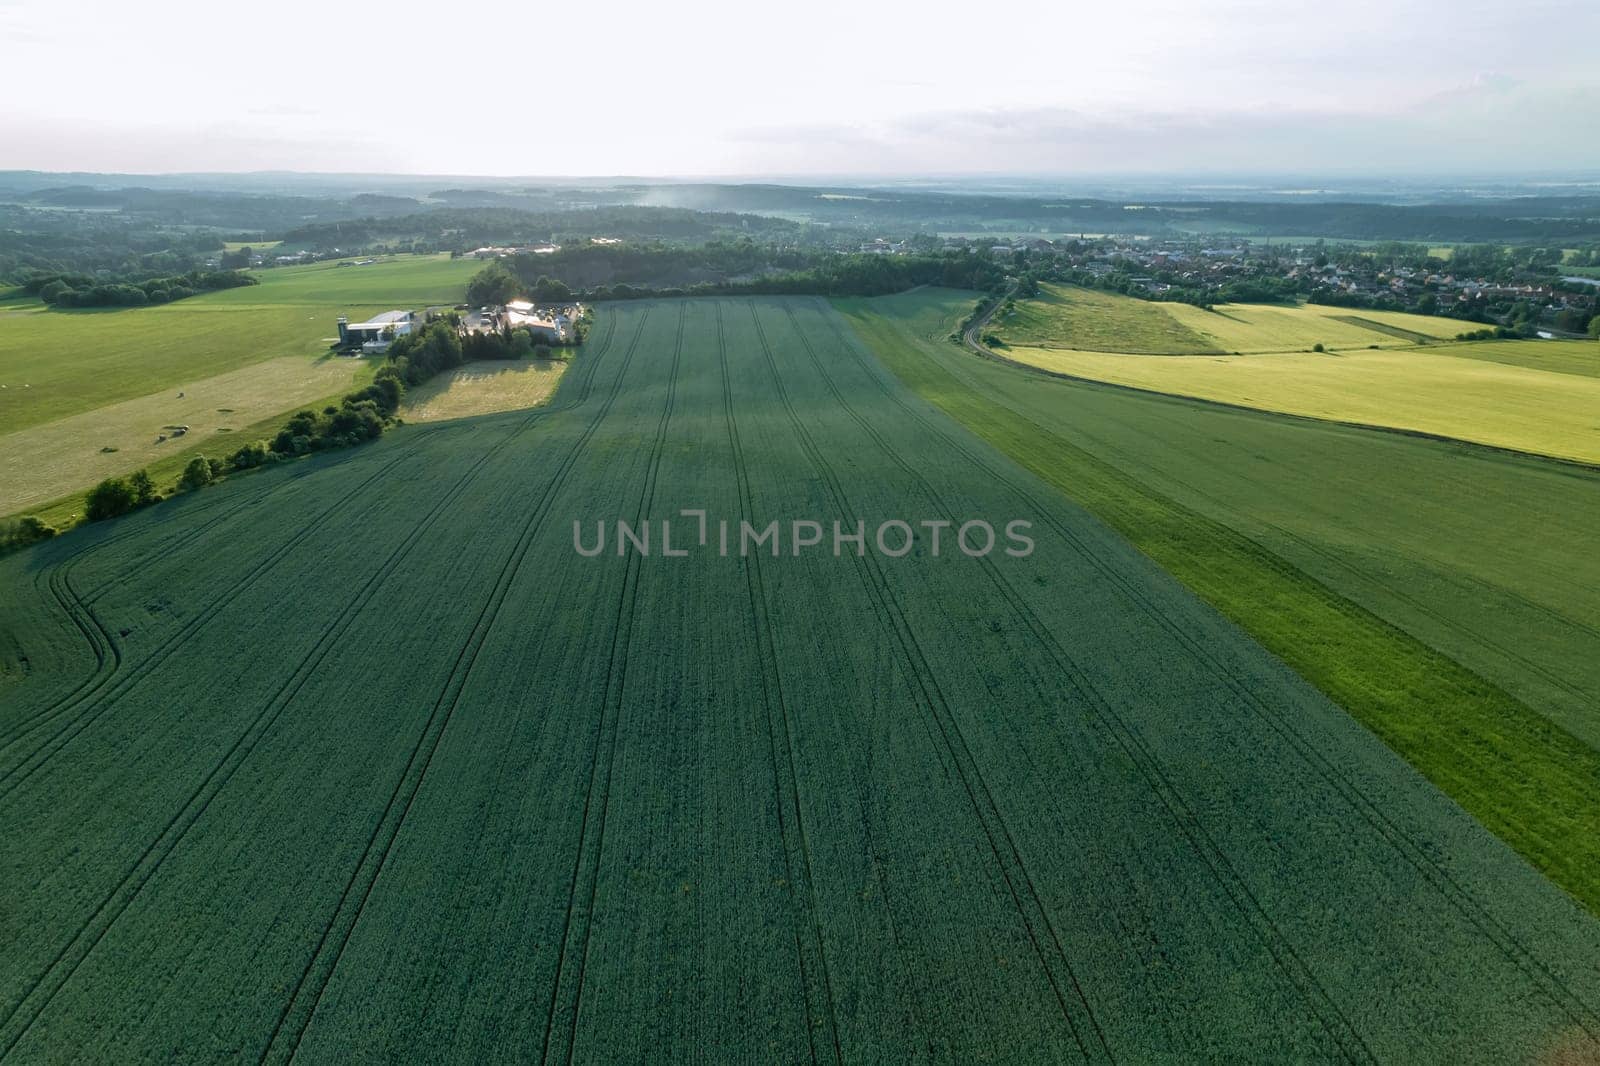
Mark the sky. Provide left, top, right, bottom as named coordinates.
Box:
left=2, top=0, right=1598, bottom=177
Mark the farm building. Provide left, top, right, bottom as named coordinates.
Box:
left=337, top=310, right=419, bottom=353
left=504, top=300, right=584, bottom=343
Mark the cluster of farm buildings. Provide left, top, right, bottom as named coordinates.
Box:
left=470, top=300, right=584, bottom=342
left=336, top=301, right=585, bottom=354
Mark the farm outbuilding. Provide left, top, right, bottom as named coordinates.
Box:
left=337, top=309, right=418, bottom=353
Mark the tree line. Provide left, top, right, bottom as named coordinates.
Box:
left=18, top=268, right=258, bottom=308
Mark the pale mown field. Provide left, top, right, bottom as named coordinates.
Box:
left=401, top=359, right=567, bottom=422
left=1003, top=344, right=1600, bottom=463
left=1164, top=301, right=1467, bottom=351
left=0, top=356, right=371, bottom=515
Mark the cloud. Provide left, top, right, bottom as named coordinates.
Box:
left=726, top=85, right=1600, bottom=175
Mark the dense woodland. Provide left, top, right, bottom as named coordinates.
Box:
left=497, top=243, right=1010, bottom=298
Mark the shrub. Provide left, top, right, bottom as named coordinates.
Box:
left=229, top=441, right=271, bottom=470
left=0, top=516, right=58, bottom=551
left=179, top=456, right=215, bottom=491
left=128, top=469, right=157, bottom=506
left=86, top=477, right=137, bottom=521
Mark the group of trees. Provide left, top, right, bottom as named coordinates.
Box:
left=466, top=262, right=578, bottom=307
left=385, top=321, right=465, bottom=385
left=20, top=268, right=258, bottom=309
left=268, top=366, right=405, bottom=458
left=85, top=469, right=160, bottom=521
left=465, top=262, right=520, bottom=306
left=0, top=515, right=58, bottom=553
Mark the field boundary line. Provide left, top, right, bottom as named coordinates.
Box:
left=0, top=312, right=622, bottom=765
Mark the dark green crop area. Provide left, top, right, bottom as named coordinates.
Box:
left=4, top=298, right=1600, bottom=1063
left=837, top=287, right=1600, bottom=908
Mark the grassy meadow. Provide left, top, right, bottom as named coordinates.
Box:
left=0, top=255, right=479, bottom=522
left=993, top=284, right=1468, bottom=355
left=5, top=298, right=1600, bottom=1061
left=995, top=284, right=1220, bottom=353
left=0, top=254, right=477, bottom=436
left=1, top=356, right=378, bottom=518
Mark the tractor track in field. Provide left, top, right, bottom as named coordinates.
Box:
left=539, top=304, right=682, bottom=1066
left=0, top=312, right=622, bottom=781
left=748, top=302, right=1110, bottom=1063
left=712, top=301, right=846, bottom=1066
left=0, top=446, right=419, bottom=798
left=9, top=479, right=296, bottom=746
left=5, top=311, right=620, bottom=752
left=4, top=432, right=448, bottom=754
left=937, top=317, right=1600, bottom=1037
left=254, top=308, right=644, bottom=1066
left=789, top=302, right=1377, bottom=1061
left=859, top=301, right=1600, bottom=1040
left=0, top=311, right=628, bottom=1058
left=0, top=373, right=598, bottom=1058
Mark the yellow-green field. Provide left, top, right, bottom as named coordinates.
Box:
left=1438, top=338, right=1600, bottom=378
left=1164, top=301, right=1467, bottom=352
left=1001, top=344, right=1600, bottom=463
left=992, top=283, right=1599, bottom=461
left=0, top=356, right=377, bottom=516
left=401, top=359, right=567, bottom=422
left=223, top=240, right=283, bottom=252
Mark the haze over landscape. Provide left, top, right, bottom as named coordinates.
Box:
left=4, top=0, right=1598, bottom=176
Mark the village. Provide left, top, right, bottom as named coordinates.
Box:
left=917, top=233, right=1600, bottom=337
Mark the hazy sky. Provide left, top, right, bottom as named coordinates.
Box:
left=3, top=0, right=1597, bottom=176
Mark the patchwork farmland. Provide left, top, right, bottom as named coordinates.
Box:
left=0, top=255, right=481, bottom=525
left=988, top=284, right=1600, bottom=462
left=4, top=297, right=1600, bottom=1062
